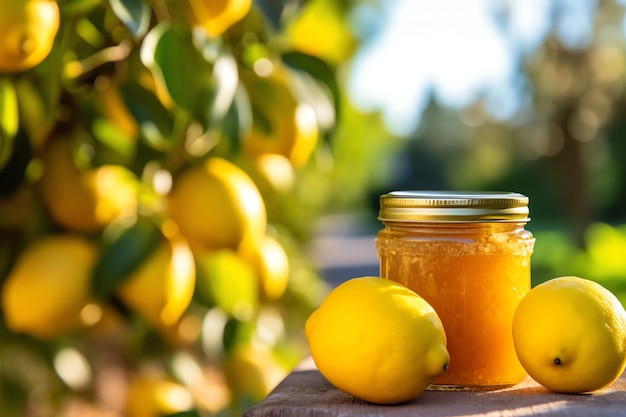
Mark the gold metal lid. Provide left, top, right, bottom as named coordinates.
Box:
left=379, top=191, right=530, bottom=222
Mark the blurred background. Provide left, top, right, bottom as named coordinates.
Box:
left=1, top=0, right=626, bottom=415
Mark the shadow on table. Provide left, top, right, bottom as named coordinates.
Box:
left=245, top=367, right=626, bottom=417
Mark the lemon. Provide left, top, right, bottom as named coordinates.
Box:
left=512, top=276, right=626, bottom=393
left=242, top=66, right=319, bottom=168
left=242, top=234, right=290, bottom=301
left=305, top=276, right=449, bottom=404
left=96, top=79, right=139, bottom=140
left=223, top=344, right=287, bottom=406
left=116, top=233, right=196, bottom=328
left=286, top=0, right=357, bottom=64
left=0, top=0, right=60, bottom=73
left=125, top=373, right=194, bottom=417
left=1, top=235, right=97, bottom=339
left=245, top=153, right=295, bottom=194
left=39, top=135, right=138, bottom=232
left=194, top=248, right=258, bottom=316
left=185, top=0, right=252, bottom=37
left=167, top=157, right=266, bottom=251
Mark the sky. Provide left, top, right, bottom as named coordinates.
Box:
left=347, top=0, right=599, bottom=135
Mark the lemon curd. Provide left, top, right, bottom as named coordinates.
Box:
left=376, top=191, right=535, bottom=389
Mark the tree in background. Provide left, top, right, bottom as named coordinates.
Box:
left=377, top=0, right=626, bottom=301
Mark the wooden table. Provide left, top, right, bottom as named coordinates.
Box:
left=244, top=357, right=626, bottom=416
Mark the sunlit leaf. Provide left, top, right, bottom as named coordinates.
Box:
left=92, top=217, right=163, bottom=298
left=110, top=0, right=151, bottom=39
left=0, top=77, right=19, bottom=170
left=281, top=51, right=340, bottom=124
left=141, top=23, right=213, bottom=114
left=208, top=54, right=239, bottom=122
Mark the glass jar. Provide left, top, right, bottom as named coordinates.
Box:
left=376, top=191, right=535, bottom=389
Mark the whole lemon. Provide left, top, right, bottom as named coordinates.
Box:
left=39, top=135, right=138, bottom=232
left=305, top=277, right=449, bottom=404
left=116, top=234, right=196, bottom=328
left=242, top=67, right=319, bottom=168
left=512, top=276, right=626, bottom=393
left=1, top=235, right=97, bottom=339
left=167, top=157, right=266, bottom=251
left=0, top=0, right=60, bottom=73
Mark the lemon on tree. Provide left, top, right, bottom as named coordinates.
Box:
left=241, top=234, right=290, bottom=301
left=0, top=0, right=60, bottom=73
left=116, top=230, right=196, bottom=329
left=243, top=153, right=295, bottom=195
left=185, top=0, right=252, bottom=37
left=223, top=344, right=287, bottom=406
left=512, top=276, right=626, bottom=393
left=167, top=157, right=266, bottom=251
left=1, top=235, right=98, bottom=339
left=242, top=65, right=319, bottom=168
left=38, top=134, right=138, bottom=232
left=306, top=276, right=449, bottom=404
left=194, top=248, right=258, bottom=317
left=96, top=78, right=139, bottom=140
left=125, top=373, right=195, bottom=417
left=285, top=0, right=357, bottom=65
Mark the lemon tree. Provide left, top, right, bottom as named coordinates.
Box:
left=513, top=276, right=626, bottom=393
left=0, top=0, right=347, bottom=414
left=306, top=276, right=449, bottom=404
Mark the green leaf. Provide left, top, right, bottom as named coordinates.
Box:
left=208, top=54, right=239, bottom=122
left=0, top=129, right=31, bottom=195
left=222, top=317, right=256, bottom=352
left=91, top=118, right=136, bottom=158
left=254, top=0, right=285, bottom=29
left=195, top=250, right=258, bottom=317
left=0, top=77, right=19, bottom=171
left=141, top=23, right=213, bottom=114
left=281, top=51, right=340, bottom=123
left=220, top=89, right=246, bottom=153
left=118, top=80, right=174, bottom=152
left=109, top=0, right=151, bottom=39
left=57, top=0, right=104, bottom=15
left=92, top=217, right=163, bottom=298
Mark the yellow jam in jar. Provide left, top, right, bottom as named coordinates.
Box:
left=376, top=191, right=535, bottom=389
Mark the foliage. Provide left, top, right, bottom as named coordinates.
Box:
left=532, top=222, right=626, bottom=307
left=0, top=0, right=361, bottom=415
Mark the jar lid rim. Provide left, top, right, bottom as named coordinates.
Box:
left=379, top=191, right=530, bottom=222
